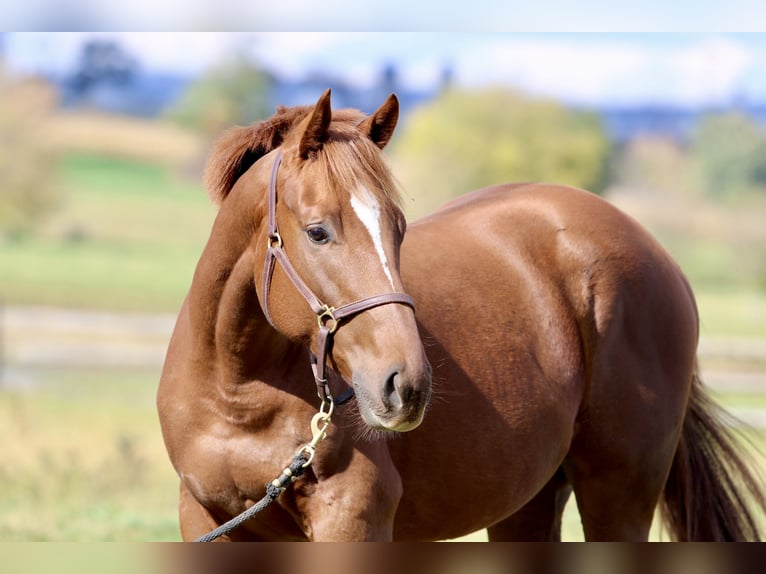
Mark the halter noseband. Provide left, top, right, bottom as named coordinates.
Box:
left=260, top=150, right=415, bottom=405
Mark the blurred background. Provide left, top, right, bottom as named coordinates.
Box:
left=0, top=32, right=764, bottom=541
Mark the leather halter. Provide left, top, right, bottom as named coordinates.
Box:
left=260, top=150, right=415, bottom=405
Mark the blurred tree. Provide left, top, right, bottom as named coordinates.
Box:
left=612, top=136, right=693, bottom=197
left=0, top=63, right=61, bottom=239
left=69, top=39, right=137, bottom=94
left=691, top=112, right=766, bottom=200
left=166, top=55, right=272, bottom=139
left=390, top=88, right=609, bottom=218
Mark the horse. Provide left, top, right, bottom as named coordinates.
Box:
left=158, top=89, right=766, bottom=541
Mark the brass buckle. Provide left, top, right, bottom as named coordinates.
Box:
left=317, top=305, right=339, bottom=334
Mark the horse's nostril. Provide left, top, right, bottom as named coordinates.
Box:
left=385, top=370, right=403, bottom=410
left=384, top=369, right=420, bottom=413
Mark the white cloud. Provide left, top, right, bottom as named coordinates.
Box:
left=102, top=33, right=240, bottom=75
left=5, top=32, right=239, bottom=77
left=455, top=38, right=649, bottom=105
left=449, top=35, right=753, bottom=107
left=667, top=37, right=751, bottom=105
left=249, top=33, right=379, bottom=87
left=253, top=33, right=354, bottom=76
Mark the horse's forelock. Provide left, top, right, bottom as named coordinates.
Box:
left=308, top=108, right=402, bottom=214
left=319, top=136, right=403, bottom=215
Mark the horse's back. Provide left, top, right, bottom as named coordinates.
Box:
left=405, top=182, right=697, bottom=343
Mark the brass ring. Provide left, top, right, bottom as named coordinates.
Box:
left=317, top=306, right=339, bottom=333
left=267, top=232, right=282, bottom=249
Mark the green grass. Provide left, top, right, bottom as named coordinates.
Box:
left=711, top=390, right=766, bottom=410
left=658, top=234, right=764, bottom=293
left=0, top=239, right=199, bottom=311
left=696, top=290, right=766, bottom=338
left=0, top=153, right=214, bottom=312
left=1, top=544, right=156, bottom=574
left=2, top=364, right=764, bottom=542
left=0, top=368, right=181, bottom=541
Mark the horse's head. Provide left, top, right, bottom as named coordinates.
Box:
left=205, top=90, right=431, bottom=433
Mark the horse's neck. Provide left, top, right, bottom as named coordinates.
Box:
left=187, top=190, right=302, bottom=383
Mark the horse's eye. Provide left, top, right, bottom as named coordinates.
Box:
left=306, top=226, right=330, bottom=245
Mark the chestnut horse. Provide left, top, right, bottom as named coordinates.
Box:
left=158, top=90, right=765, bottom=541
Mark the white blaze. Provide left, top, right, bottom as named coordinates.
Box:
left=350, top=187, right=395, bottom=288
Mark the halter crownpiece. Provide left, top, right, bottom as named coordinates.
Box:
left=260, top=150, right=416, bottom=405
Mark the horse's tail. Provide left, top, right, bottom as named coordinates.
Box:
left=660, top=366, right=766, bottom=541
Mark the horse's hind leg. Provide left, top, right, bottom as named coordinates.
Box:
left=487, top=468, right=572, bottom=541
left=562, top=241, right=698, bottom=541
left=563, top=447, right=668, bottom=541
left=562, top=357, right=690, bottom=541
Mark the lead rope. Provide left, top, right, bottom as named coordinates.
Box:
left=195, top=398, right=334, bottom=542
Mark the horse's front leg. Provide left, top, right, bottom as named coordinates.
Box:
left=294, top=439, right=402, bottom=541
left=178, top=480, right=231, bottom=542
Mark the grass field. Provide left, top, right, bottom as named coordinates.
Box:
left=1, top=364, right=764, bottom=542
left=0, top=153, right=214, bottom=311
left=0, top=367, right=180, bottom=541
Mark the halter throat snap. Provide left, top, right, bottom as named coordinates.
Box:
left=260, top=150, right=415, bottom=404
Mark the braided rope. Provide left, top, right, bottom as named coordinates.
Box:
left=195, top=451, right=310, bottom=542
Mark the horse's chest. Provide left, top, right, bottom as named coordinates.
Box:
left=180, top=417, right=307, bottom=514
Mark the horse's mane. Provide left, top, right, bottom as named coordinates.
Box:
left=204, top=104, right=402, bottom=213
left=203, top=105, right=312, bottom=204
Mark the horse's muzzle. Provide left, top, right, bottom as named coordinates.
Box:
left=355, top=362, right=432, bottom=432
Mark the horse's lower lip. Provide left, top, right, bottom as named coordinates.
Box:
left=368, top=417, right=422, bottom=433
left=359, top=402, right=426, bottom=433
left=381, top=418, right=423, bottom=432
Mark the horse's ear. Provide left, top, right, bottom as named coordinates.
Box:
left=358, top=93, right=399, bottom=149
left=299, top=88, right=332, bottom=159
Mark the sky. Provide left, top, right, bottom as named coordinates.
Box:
left=3, top=0, right=766, bottom=32
left=5, top=32, right=766, bottom=107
